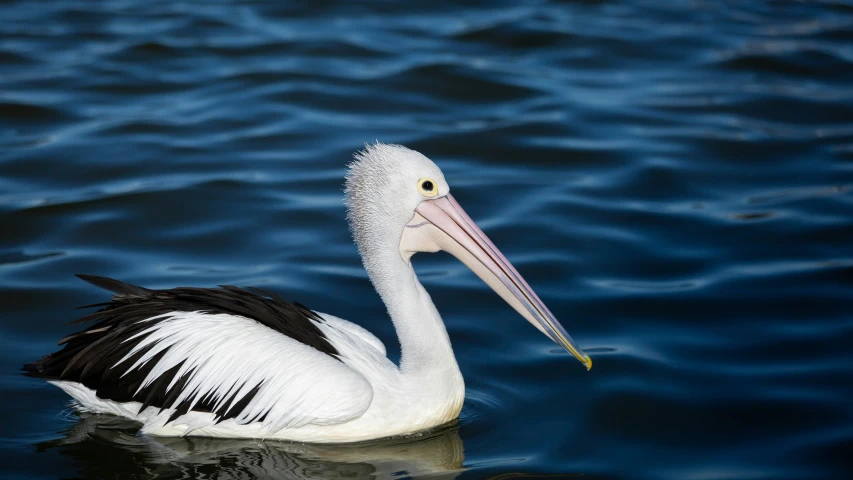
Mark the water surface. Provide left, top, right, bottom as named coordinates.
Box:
left=1, top=1, right=852, bottom=479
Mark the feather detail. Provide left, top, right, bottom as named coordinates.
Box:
left=23, top=278, right=374, bottom=432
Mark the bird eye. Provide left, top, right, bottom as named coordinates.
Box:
left=418, top=178, right=437, bottom=197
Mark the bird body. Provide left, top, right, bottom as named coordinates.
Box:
left=47, top=310, right=463, bottom=443
left=25, top=144, right=588, bottom=443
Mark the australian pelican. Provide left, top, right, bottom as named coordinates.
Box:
left=25, top=143, right=590, bottom=443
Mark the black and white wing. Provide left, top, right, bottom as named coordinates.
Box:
left=24, top=275, right=374, bottom=434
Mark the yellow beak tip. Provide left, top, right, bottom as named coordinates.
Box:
left=584, top=356, right=592, bottom=371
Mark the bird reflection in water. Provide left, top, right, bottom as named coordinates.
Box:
left=36, top=412, right=466, bottom=479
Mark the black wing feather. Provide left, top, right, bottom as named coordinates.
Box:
left=23, top=275, right=338, bottom=423
left=75, top=274, right=152, bottom=297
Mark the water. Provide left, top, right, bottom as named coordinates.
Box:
left=1, top=0, right=852, bottom=478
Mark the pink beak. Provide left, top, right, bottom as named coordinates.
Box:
left=413, top=194, right=591, bottom=370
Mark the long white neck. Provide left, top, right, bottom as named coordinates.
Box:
left=366, top=250, right=459, bottom=377
left=363, top=249, right=466, bottom=428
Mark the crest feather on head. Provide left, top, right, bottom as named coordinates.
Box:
left=343, top=143, right=446, bottom=289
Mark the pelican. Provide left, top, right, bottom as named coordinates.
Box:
left=25, top=143, right=590, bottom=443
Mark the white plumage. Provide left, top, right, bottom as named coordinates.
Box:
left=118, top=311, right=374, bottom=432
left=30, top=143, right=589, bottom=443
left=51, top=307, right=462, bottom=443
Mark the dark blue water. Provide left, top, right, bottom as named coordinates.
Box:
left=2, top=1, right=852, bottom=478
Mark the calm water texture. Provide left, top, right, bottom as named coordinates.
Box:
left=2, top=1, right=852, bottom=479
